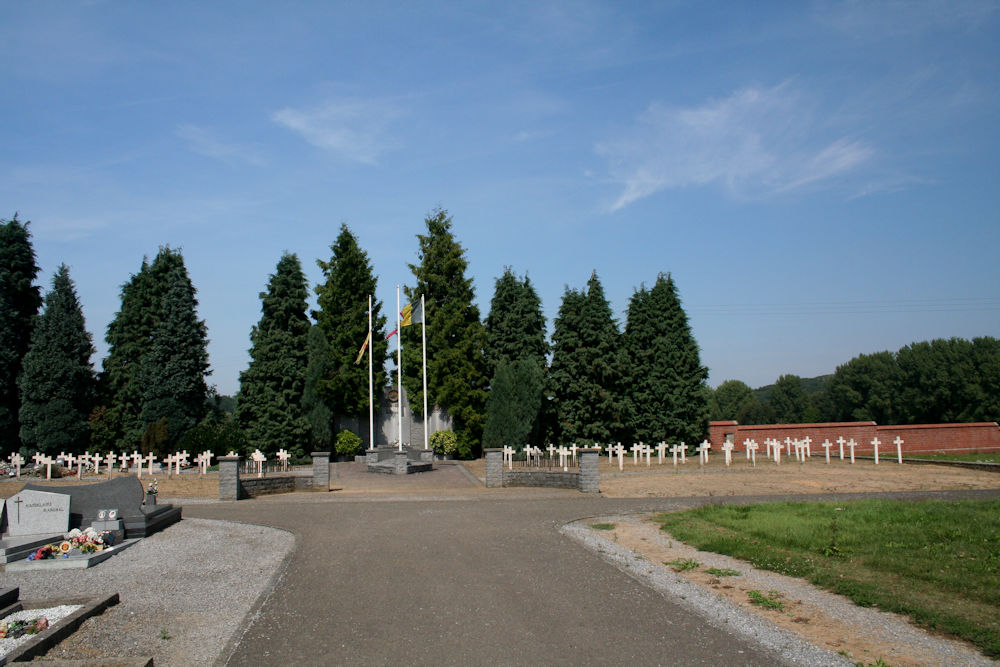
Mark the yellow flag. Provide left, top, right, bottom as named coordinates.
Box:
left=400, top=300, right=424, bottom=327
left=353, top=331, right=371, bottom=365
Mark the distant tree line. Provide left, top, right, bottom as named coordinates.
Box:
left=709, top=337, right=1000, bottom=425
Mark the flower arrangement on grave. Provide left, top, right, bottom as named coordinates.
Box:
left=147, top=479, right=158, bottom=495
left=26, top=545, right=56, bottom=561
left=67, top=527, right=113, bottom=553
left=0, top=616, right=48, bottom=639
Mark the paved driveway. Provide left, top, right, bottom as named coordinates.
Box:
left=186, top=487, right=1000, bottom=666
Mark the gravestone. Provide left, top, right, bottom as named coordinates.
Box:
left=5, top=490, right=70, bottom=537
left=20, top=476, right=180, bottom=538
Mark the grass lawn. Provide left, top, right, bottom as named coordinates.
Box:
left=654, top=499, right=1000, bottom=658
left=911, top=452, right=1000, bottom=464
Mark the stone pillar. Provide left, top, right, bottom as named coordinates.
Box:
left=312, top=452, right=331, bottom=491
left=419, top=449, right=434, bottom=464
left=578, top=448, right=600, bottom=493
left=484, top=448, right=503, bottom=488
left=365, top=449, right=378, bottom=468
left=219, top=455, right=241, bottom=501
left=393, top=450, right=408, bottom=475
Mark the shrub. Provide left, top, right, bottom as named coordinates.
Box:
left=429, top=429, right=458, bottom=456
left=335, top=430, right=363, bottom=458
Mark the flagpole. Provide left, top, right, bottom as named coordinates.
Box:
left=396, top=285, right=403, bottom=452
left=368, top=294, right=374, bottom=452
left=421, top=293, right=428, bottom=450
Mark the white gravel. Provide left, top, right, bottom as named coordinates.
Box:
left=0, top=517, right=294, bottom=666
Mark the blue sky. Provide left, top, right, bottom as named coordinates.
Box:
left=3, top=1, right=998, bottom=396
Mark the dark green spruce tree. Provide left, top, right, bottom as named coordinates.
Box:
left=401, top=209, right=488, bottom=457
left=313, top=224, right=388, bottom=432
left=622, top=273, right=709, bottom=445
left=236, top=253, right=311, bottom=459
left=0, top=214, right=42, bottom=448
left=139, top=257, right=210, bottom=452
left=482, top=268, right=548, bottom=449
left=549, top=272, right=624, bottom=446
left=303, top=324, right=335, bottom=450
left=98, top=248, right=187, bottom=448
left=18, top=265, right=96, bottom=453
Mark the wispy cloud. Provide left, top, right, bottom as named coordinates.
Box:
left=271, top=98, right=401, bottom=165
left=176, top=124, right=266, bottom=166
left=597, top=83, right=875, bottom=210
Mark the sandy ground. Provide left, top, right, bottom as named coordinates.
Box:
left=577, top=516, right=995, bottom=666
left=460, top=455, right=1000, bottom=497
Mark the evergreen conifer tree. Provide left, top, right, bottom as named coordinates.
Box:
left=18, top=265, right=96, bottom=453
left=235, top=253, right=311, bottom=459
left=622, top=273, right=709, bottom=445
left=303, top=324, right=335, bottom=450
left=139, top=258, right=210, bottom=451
left=549, top=272, right=624, bottom=446
left=313, top=225, right=388, bottom=428
left=0, top=214, right=42, bottom=448
left=402, top=209, right=488, bottom=457
left=99, top=248, right=187, bottom=447
left=483, top=268, right=548, bottom=447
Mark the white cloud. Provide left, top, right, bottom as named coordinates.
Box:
left=176, top=124, right=266, bottom=166
left=597, top=84, right=875, bottom=210
left=271, top=99, right=400, bottom=165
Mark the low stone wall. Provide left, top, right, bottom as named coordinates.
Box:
left=484, top=448, right=600, bottom=493
left=239, top=475, right=295, bottom=497
left=219, top=452, right=330, bottom=500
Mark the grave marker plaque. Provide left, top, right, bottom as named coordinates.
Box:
left=5, top=489, right=70, bottom=537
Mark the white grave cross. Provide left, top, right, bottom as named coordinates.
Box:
left=836, top=436, right=846, bottom=461
left=697, top=440, right=711, bottom=466
left=847, top=438, right=857, bottom=464
left=721, top=441, right=735, bottom=467
left=893, top=436, right=904, bottom=464
left=276, top=449, right=290, bottom=472
left=871, top=437, right=881, bottom=465
left=821, top=439, right=833, bottom=464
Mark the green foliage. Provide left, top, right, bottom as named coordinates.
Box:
left=550, top=273, right=624, bottom=446
left=483, top=268, right=547, bottom=446
left=334, top=429, right=363, bottom=458
left=654, top=499, right=1000, bottom=657
left=589, top=522, right=616, bottom=530
left=236, top=253, right=311, bottom=460
left=747, top=590, right=785, bottom=611
left=139, top=250, right=210, bottom=449
left=705, top=567, right=741, bottom=577
left=828, top=351, right=901, bottom=423
left=0, top=214, right=42, bottom=449
left=303, top=324, right=334, bottom=449
left=483, top=358, right=544, bottom=450
left=665, top=558, right=700, bottom=572
left=402, top=209, right=488, bottom=457
left=622, top=273, right=709, bottom=444
left=179, top=413, right=247, bottom=458
left=429, top=429, right=458, bottom=456
left=767, top=374, right=808, bottom=423
left=313, top=224, right=388, bottom=421
left=100, top=248, right=188, bottom=448
left=709, top=380, right=761, bottom=423
left=17, top=265, right=96, bottom=453
left=141, top=418, right=170, bottom=456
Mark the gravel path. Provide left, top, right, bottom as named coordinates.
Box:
left=0, top=517, right=294, bottom=666
left=563, top=515, right=995, bottom=667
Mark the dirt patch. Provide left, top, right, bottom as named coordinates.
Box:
left=586, top=516, right=992, bottom=666
left=0, top=472, right=219, bottom=500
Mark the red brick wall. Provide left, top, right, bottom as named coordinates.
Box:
left=708, top=420, right=1000, bottom=454
left=875, top=423, right=1000, bottom=454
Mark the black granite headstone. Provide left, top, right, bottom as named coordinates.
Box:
left=20, top=476, right=181, bottom=538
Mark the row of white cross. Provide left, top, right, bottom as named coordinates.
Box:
left=500, top=435, right=906, bottom=472
left=7, top=449, right=227, bottom=480
left=229, top=449, right=291, bottom=478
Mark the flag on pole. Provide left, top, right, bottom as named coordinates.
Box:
left=400, top=300, right=424, bottom=327
left=354, top=331, right=371, bottom=365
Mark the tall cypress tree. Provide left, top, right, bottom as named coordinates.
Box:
left=18, top=265, right=96, bottom=453
left=99, top=248, right=187, bottom=447
left=0, top=214, right=42, bottom=448
left=549, top=272, right=624, bottom=446
left=139, top=257, right=210, bottom=451
left=483, top=268, right=548, bottom=447
left=236, top=253, right=311, bottom=459
left=402, top=209, right=488, bottom=457
left=622, top=273, right=708, bottom=445
left=313, top=224, right=388, bottom=428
